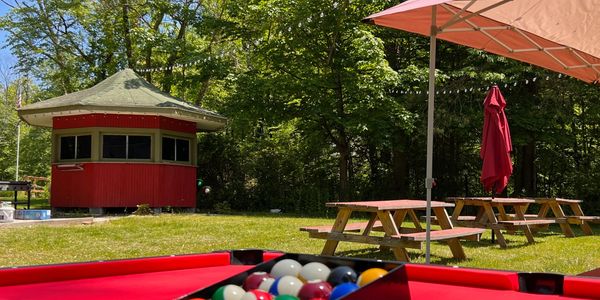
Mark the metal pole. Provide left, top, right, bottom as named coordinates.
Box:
left=425, top=6, right=437, bottom=264
left=15, top=84, right=22, bottom=181
left=15, top=122, right=21, bottom=181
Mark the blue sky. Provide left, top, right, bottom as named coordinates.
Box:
left=0, top=1, right=17, bottom=68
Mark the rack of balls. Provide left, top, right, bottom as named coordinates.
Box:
left=190, top=258, right=389, bottom=300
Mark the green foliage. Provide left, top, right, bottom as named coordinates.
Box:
left=132, top=204, right=154, bottom=215
left=0, top=76, right=51, bottom=181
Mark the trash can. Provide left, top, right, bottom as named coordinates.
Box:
left=0, top=202, right=15, bottom=223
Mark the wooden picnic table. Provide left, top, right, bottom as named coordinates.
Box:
left=533, top=197, right=600, bottom=236
left=446, top=197, right=556, bottom=248
left=300, top=200, right=484, bottom=262
left=0, top=181, right=31, bottom=209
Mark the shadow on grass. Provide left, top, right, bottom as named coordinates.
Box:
left=334, top=246, right=479, bottom=265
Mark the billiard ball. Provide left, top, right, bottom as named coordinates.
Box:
left=271, top=259, right=302, bottom=278
left=268, top=275, right=303, bottom=296
left=212, top=284, right=246, bottom=300
left=329, top=282, right=359, bottom=300
left=258, top=278, right=276, bottom=292
left=273, top=295, right=299, bottom=300
left=356, top=268, right=388, bottom=287
left=240, top=289, right=273, bottom=300
left=296, top=280, right=332, bottom=300
left=326, top=266, right=358, bottom=286
left=298, top=262, right=331, bottom=282
left=244, top=272, right=273, bottom=291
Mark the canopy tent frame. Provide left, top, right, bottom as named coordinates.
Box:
left=436, top=3, right=600, bottom=76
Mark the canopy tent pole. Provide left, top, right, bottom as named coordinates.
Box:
left=425, top=6, right=437, bottom=264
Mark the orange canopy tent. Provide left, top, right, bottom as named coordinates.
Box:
left=364, top=0, right=600, bottom=263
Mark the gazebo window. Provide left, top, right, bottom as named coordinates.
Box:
left=59, top=135, right=91, bottom=160
left=102, top=134, right=151, bottom=160
left=162, top=137, right=190, bottom=162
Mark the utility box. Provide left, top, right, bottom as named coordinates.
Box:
left=0, top=202, right=15, bottom=223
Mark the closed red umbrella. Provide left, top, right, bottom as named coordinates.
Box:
left=480, top=85, right=512, bottom=194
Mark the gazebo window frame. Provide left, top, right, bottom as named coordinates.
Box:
left=101, top=133, right=153, bottom=161
left=161, top=135, right=191, bottom=164
left=58, top=134, right=92, bottom=162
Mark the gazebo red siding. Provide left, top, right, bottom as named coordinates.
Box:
left=51, top=114, right=197, bottom=209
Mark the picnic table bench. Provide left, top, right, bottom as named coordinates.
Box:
left=300, top=200, right=484, bottom=262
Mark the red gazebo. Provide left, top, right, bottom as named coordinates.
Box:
left=18, top=69, right=227, bottom=214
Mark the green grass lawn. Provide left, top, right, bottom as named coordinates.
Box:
left=1, top=212, right=598, bottom=274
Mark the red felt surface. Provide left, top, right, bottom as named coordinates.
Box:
left=405, top=263, right=520, bottom=291
left=563, top=276, right=600, bottom=299
left=0, top=253, right=230, bottom=287
left=407, top=281, right=586, bottom=300
left=0, top=265, right=252, bottom=300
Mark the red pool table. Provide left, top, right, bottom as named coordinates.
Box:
left=0, top=250, right=598, bottom=299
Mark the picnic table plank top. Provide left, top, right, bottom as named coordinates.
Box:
left=326, top=199, right=454, bottom=211
left=446, top=197, right=535, bottom=204
left=534, top=197, right=583, bottom=204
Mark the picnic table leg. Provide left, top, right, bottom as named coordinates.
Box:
left=451, top=201, right=464, bottom=223
left=548, top=202, right=576, bottom=237
left=321, top=208, right=352, bottom=256
left=497, top=205, right=515, bottom=235
left=362, top=213, right=378, bottom=236
left=408, top=210, right=422, bottom=230
left=569, top=203, right=594, bottom=235
left=377, top=211, right=409, bottom=262
left=392, top=210, right=408, bottom=228
left=379, top=210, right=409, bottom=252
left=530, top=203, right=550, bottom=233
left=514, top=205, right=535, bottom=244
left=433, top=207, right=466, bottom=260
left=483, top=203, right=507, bottom=248
left=537, top=203, right=550, bottom=218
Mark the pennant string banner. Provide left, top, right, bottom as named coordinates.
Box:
left=386, top=73, right=573, bottom=97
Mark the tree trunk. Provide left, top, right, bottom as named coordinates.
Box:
left=121, top=0, right=133, bottom=68
left=337, top=139, right=351, bottom=202
left=516, top=140, right=536, bottom=196
left=367, top=142, right=379, bottom=199
left=391, top=134, right=409, bottom=198
left=162, top=21, right=188, bottom=93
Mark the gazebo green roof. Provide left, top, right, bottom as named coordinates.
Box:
left=18, top=68, right=227, bottom=131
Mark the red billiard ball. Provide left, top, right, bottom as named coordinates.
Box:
left=244, top=272, right=273, bottom=291
left=240, top=289, right=273, bottom=300
left=296, top=280, right=332, bottom=300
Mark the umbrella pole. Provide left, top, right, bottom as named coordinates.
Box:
left=491, top=183, right=495, bottom=243
left=425, top=6, right=437, bottom=264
